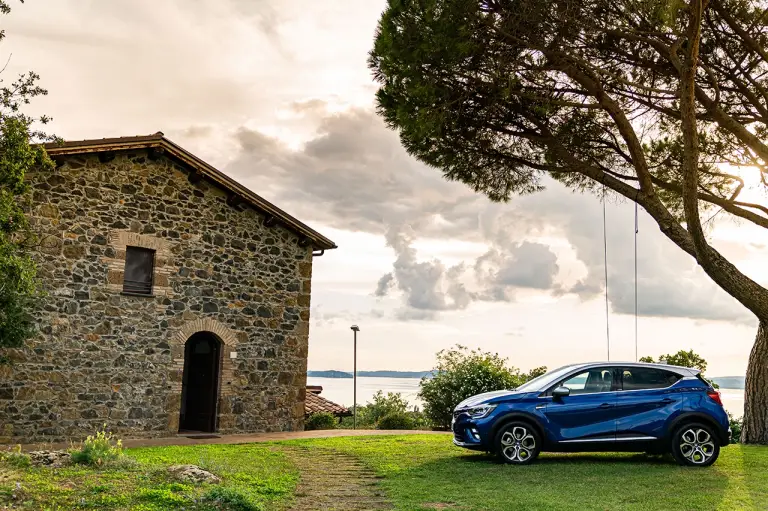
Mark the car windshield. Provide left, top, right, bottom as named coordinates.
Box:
left=514, top=364, right=582, bottom=392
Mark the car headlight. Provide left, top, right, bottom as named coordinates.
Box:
left=462, top=404, right=497, bottom=419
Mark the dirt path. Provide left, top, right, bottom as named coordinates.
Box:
left=280, top=446, right=393, bottom=511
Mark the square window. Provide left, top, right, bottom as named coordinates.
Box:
left=123, top=246, right=155, bottom=295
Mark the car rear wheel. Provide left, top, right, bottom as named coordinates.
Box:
left=495, top=421, right=541, bottom=465
left=671, top=422, right=720, bottom=467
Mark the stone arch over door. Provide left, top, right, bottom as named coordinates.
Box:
left=167, top=318, right=240, bottom=433
left=171, top=318, right=239, bottom=347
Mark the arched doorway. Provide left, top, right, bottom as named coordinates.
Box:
left=179, top=332, right=221, bottom=433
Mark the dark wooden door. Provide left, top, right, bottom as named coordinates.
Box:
left=179, top=334, right=221, bottom=432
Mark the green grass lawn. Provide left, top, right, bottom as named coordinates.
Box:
left=0, top=444, right=298, bottom=510
left=1, top=435, right=767, bottom=510
left=287, top=435, right=768, bottom=511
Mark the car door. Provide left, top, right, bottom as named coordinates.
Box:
left=542, top=366, right=619, bottom=443
left=614, top=366, right=683, bottom=440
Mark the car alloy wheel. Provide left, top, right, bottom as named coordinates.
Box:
left=671, top=422, right=720, bottom=467
left=495, top=421, right=541, bottom=465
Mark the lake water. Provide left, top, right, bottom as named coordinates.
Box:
left=307, top=377, right=746, bottom=418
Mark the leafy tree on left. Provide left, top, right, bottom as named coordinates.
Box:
left=0, top=0, right=56, bottom=353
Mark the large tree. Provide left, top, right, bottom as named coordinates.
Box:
left=369, top=0, right=768, bottom=443
left=0, top=0, right=55, bottom=355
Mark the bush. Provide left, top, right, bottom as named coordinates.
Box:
left=0, top=445, right=30, bottom=468
left=69, top=425, right=123, bottom=466
left=201, top=486, right=263, bottom=511
left=418, top=345, right=546, bottom=429
left=729, top=413, right=743, bottom=444
left=336, top=391, right=419, bottom=429
left=376, top=412, right=415, bottom=430
left=408, top=410, right=432, bottom=430
left=305, top=412, right=337, bottom=431
left=360, top=391, right=410, bottom=425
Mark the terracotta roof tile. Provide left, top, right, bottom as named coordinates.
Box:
left=305, top=391, right=351, bottom=417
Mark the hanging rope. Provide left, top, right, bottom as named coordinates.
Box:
left=602, top=185, right=610, bottom=361
left=634, top=201, right=639, bottom=362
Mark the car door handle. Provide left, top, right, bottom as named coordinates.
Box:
left=659, top=398, right=674, bottom=404
left=599, top=403, right=613, bottom=408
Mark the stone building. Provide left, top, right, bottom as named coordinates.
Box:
left=0, top=133, right=336, bottom=443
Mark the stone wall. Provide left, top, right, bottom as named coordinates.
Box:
left=0, top=150, right=314, bottom=443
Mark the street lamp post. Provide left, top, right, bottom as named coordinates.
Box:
left=350, top=325, right=359, bottom=429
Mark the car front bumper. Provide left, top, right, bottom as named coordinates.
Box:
left=451, top=414, right=488, bottom=450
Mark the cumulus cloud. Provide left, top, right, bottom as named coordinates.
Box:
left=475, top=242, right=561, bottom=300
left=376, top=226, right=474, bottom=319
left=223, top=105, right=758, bottom=324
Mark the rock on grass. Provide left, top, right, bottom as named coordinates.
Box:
left=167, top=464, right=221, bottom=484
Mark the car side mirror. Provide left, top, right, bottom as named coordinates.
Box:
left=552, top=386, right=570, bottom=399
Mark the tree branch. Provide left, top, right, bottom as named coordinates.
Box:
left=678, top=0, right=768, bottom=319
left=712, top=0, right=768, bottom=66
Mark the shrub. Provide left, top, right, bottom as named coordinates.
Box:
left=305, top=412, right=337, bottom=431
left=201, top=486, right=263, bottom=511
left=0, top=445, right=30, bottom=468
left=729, top=413, right=743, bottom=444
left=408, top=410, right=432, bottom=430
left=70, top=425, right=123, bottom=466
left=360, top=391, right=410, bottom=425
left=376, top=412, right=415, bottom=430
left=337, top=391, right=415, bottom=429
left=419, top=345, right=546, bottom=429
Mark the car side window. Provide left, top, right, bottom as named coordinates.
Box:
left=620, top=368, right=681, bottom=390
left=558, top=368, right=614, bottom=395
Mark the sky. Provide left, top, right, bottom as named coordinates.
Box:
left=4, top=0, right=767, bottom=377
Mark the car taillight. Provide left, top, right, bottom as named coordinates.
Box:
left=707, top=389, right=723, bottom=406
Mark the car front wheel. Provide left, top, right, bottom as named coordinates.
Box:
left=671, top=422, right=721, bottom=467
left=495, top=421, right=541, bottom=465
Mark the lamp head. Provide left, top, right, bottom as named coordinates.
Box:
left=350, top=325, right=360, bottom=332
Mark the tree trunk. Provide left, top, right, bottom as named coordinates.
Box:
left=742, top=320, right=768, bottom=444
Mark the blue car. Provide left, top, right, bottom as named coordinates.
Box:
left=452, top=362, right=730, bottom=466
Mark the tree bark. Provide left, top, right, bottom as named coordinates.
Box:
left=742, top=320, right=768, bottom=444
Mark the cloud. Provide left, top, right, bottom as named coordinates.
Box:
left=474, top=242, right=561, bottom=301
left=223, top=105, right=759, bottom=325
left=377, top=226, right=474, bottom=320
left=179, top=126, right=215, bottom=139
left=230, top=109, right=482, bottom=237
left=374, top=273, right=395, bottom=298
left=2, top=0, right=382, bottom=144
left=310, top=304, right=385, bottom=327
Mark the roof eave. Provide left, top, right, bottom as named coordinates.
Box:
left=43, top=136, right=338, bottom=252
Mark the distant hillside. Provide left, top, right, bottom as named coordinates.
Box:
left=710, top=376, right=745, bottom=390
left=307, top=370, right=352, bottom=379
left=358, top=371, right=433, bottom=378
left=307, top=370, right=433, bottom=379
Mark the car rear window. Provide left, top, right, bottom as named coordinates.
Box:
left=621, top=367, right=682, bottom=390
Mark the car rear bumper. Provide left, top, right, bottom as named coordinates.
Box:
left=723, top=426, right=732, bottom=446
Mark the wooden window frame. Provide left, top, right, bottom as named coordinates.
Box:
left=122, top=246, right=156, bottom=296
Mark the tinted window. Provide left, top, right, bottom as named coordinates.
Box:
left=621, top=368, right=681, bottom=390
left=557, top=368, right=614, bottom=395
left=123, top=247, right=155, bottom=295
